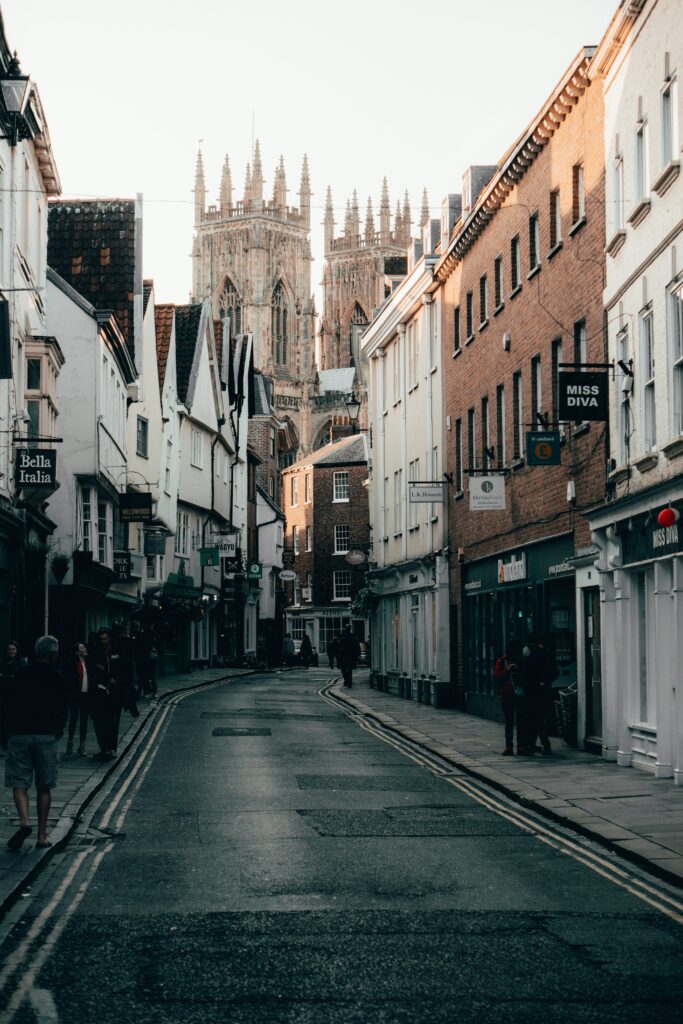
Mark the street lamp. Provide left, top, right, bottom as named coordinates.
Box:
left=345, top=391, right=361, bottom=433
left=1, top=54, right=32, bottom=147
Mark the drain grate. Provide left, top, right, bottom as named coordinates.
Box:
left=212, top=727, right=272, bottom=737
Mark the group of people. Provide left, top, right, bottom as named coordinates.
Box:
left=495, top=634, right=559, bottom=757
left=279, top=626, right=362, bottom=687
left=0, top=621, right=159, bottom=852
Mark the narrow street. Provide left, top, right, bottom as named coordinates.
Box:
left=0, top=670, right=680, bottom=1024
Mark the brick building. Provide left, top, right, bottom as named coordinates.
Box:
left=434, top=48, right=607, bottom=726
left=281, top=434, right=370, bottom=657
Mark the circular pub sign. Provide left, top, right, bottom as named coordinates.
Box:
left=345, top=549, right=367, bottom=565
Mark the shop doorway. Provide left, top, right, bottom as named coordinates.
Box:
left=583, top=587, right=602, bottom=747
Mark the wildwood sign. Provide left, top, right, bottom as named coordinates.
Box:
left=15, top=449, right=57, bottom=487
left=558, top=372, right=608, bottom=421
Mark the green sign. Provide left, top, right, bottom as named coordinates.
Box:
left=246, top=562, right=263, bottom=579
left=200, top=547, right=220, bottom=567
left=526, top=431, right=561, bottom=466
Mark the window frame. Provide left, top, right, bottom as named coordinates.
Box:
left=640, top=306, right=656, bottom=451
left=333, top=569, right=352, bottom=602
left=334, top=523, right=350, bottom=554
left=333, top=471, right=350, bottom=502
left=136, top=415, right=149, bottom=458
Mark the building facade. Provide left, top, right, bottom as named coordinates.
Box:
left=435, top=49, right=607, bottom=727
left=282, top=434, right=370, bottom=658
left=0, top=27, right=61, bottom=653
left=362, top=242, right=452, bottom=704
left=587, top=0, right=683, bottom=781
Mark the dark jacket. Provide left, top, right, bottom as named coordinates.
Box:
left=3, top=661, right=68, bottom=740
left=522, top=647, right=545, bottom=698
left=336, top=632, right=360, bottom=667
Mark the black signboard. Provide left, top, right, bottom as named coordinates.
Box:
left=621, top=506, right=683, bottom=565
left=558, top=372, right=608, bottom=422
left=526, top=431, right=561, bottom=466
left=15, top=448, right=57, bottom=488
left=113, top=550, right=131, bottom=581
left=119, top=492, right=152, bottom=523
left=282, top=548, right=295, bottom=569
left=144, top=529, right=167, bottom=555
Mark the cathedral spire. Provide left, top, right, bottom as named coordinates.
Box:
left=299, top=154, right=311, bottom=228
left=420, top=187, right=430, bottom=228
left=394, top=200, right=403, bottom=243
left=219, top=154, right=232, bottom=215
left=252, top=139, right=263, bottom=202
left=324, top=185, right=335, bottom=253
left=379, top=177, right=390, bottom=245
left=403, top=191, right=412, bottom=241
left=364, top=197, right=375, bottom=244
left=194, top=148, right=206, bottom=227
left=350, top=189, right=360, bottom=240
left=344, top=198, right=352, bottom=239
left=244, top=162, right=252, bottom=205
left=273, top=154, right=287, bottom=210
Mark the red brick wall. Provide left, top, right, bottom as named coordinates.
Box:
left=281, top=459, right=369, bottom=607
left=437, top=75, right=606, bottom=686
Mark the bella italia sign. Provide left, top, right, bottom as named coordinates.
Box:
left=558, top=372, right=608, bottom=421
left=15, top=449, right=57, bottom=488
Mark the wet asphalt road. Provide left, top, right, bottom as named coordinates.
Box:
left=3, top=669, right=682, bottom=1023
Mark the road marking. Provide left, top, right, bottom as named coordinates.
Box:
left=28, top=987, right=60, bottom=1022
left=321, top=683, right=683, bottom=926
left=0, top=675, right=238, bottom=1019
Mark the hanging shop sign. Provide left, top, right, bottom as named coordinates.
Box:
left=526, top=431, right=561, bottom=466
left=470, top=475, right=506, bottom=511
left=279, top=569, right=297, bottom=582
left=281, top=548, right=295, bottom=569
left=144, top=529, right=167, bottom=555
left=345, top=549, right=367, bottom=565
left=409, top=482, right=445, bottom=503
left=113, top=550, right=131, bottom=581
left=246, top=562, right=263, bottom=579
left=200, top=547, right=220, bottom=567
left=211, top=533, right=238, bottom=557
left=558, top=372, right=608, bottom=421
left=119, top=492, right=153, bottom=523
left=497, top=553, right=527, bottom=583
left=15, top=448, right=57, bottom=488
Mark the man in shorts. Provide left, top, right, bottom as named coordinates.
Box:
left=3, top=635, right=67, bottom=850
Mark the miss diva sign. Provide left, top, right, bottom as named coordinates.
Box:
left=558, top=372, right=608, bottom=421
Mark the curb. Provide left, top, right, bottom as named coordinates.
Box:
left=330, top=683, right=683, bottom=891
left=0, top=669, right=254, bottom=919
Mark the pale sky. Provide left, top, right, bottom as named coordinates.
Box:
left=5, top=0, right=616, bottom=310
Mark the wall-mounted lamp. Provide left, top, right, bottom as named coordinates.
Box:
left=0, top=54, right=32, bottom=148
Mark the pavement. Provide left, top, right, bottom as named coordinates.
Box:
left=332, top=672, right=683, bottom=888
left=0, top=666, right=252, bottom=914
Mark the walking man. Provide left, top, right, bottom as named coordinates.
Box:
left=336, top=625, right=360, bottom=688
left=3, top=635, right=67, bottom=850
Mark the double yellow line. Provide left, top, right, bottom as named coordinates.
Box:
left=321, top=683, right=683, bottom=926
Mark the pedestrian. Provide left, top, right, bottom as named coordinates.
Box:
left=336, top=625, right=360, bottom=688
left=299, top=634, right=313, bottom=670
left=91, top=625, right=139, bottom=762
left=131, top=620, right=158, bottom=697
left=327, top=635, right=339, bottom=670
left=281, top=633, right=295, bottom=670
left=0, top=641, right=27, bottom=754
left=3, top=635, right=68, bottom=850
left=494, top=641, right=523, bottom=756
left=65, top=641, right=92, bottom=756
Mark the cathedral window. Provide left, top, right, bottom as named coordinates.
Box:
left=272, top=281, right=289, bottom=365
left=219, top=278, right=242, bottom=336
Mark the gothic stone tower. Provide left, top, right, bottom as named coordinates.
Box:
left=192, top=143, right=316, bottom=452
left=319, top=181, right=429, bottom=384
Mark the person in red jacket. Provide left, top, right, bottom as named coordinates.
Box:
left=494, top=641, right=523, bottom=755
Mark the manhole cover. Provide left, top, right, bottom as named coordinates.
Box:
left=212, top=727, right=272, bottom=736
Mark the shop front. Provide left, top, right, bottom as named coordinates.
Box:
left=588, top=491, right=683, bottom=783
left=463, top=534, right=577, bottom=720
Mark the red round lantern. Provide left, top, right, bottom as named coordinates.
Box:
left=657, top=507, right=680, bottom=529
